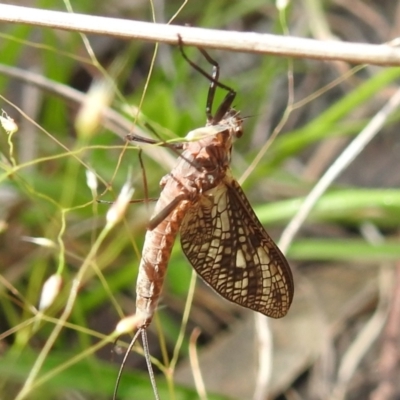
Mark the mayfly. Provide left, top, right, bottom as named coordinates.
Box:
left=116, top=38, right=294, bottom=398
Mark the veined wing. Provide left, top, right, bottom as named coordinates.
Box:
left=180, top=179, right=293, bottom=318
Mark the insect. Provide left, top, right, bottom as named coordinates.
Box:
left=116, top=38, right=294, bottom=399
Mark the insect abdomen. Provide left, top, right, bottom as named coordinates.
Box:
left=135, top=197, right=191, bottom=328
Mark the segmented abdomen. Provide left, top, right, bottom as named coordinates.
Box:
left=135, top=187, right=191, bottom=328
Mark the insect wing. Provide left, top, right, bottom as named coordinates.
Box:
left=180, top=179, right=293, bottom=318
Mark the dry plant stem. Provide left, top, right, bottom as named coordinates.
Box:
left=15, top=222, right=113, bottom=400
left=15, top=279, right=82, bottom=400
left=370, top=261, right=400, bottom=400
left=31, top=334, right=118, bottom=393
left=252, top=53, right=294, bottom=400
left=19, top=82, right=42, bottom=169
left=278, top=86, right=400, bottom=254
left=170, top=270, right=197, bottom=371
left=1, top=4, right=400, bottom=65
left=189, top=327, right=208, bottom=400
left=274, top=83, right=400, bottom=400
left=330, top=261, right=393, bottom=400
left=0, top=317, right=36, bottom=341
left=0, top=63, right=176, bottom=170
left=328, top=224, right=390, bottom=400
left=252, top=314, right=273, bottom=400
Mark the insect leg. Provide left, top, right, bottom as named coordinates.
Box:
left=126, top=132, right=183, bottom=150
left=196, top=46, right=237, bottom=124
left=177, top=35, right=236, bottom=124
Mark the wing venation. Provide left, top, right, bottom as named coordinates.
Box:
left=180, top=179, right=293, bottom=318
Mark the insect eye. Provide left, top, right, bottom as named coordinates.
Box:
left=235, top=127, right=243, bottom=138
